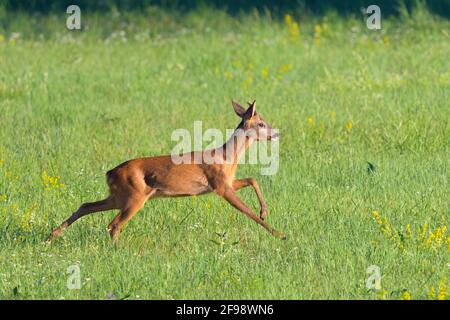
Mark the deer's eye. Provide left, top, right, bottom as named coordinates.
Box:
left=258, top=123, right=265, bottom=128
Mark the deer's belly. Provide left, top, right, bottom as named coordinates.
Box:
left=155, top=183, right=212, bottom=197
left=144, top=163, right=213, bottom=197
left=151, top=174, right=212, bottom=197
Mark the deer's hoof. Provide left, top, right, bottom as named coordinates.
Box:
left=259, top=209, right=267, bottom=220
left=272, top=230, right=287, bottom=240
left=45, top=229, right=60, bottom=243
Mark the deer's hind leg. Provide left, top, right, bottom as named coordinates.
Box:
left=47, top=196, right=118, bottom=242
left=108, top=189, right=156, bottom=242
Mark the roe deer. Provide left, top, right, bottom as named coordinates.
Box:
left=47, top=100, right=286, bottom=243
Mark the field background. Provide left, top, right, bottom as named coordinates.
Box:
left=0, top=1, right=449, bottom=299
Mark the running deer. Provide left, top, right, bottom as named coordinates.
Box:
left=47, top=100, right=286, bottom=243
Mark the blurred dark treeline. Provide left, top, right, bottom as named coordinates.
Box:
left=1, top=0, right=449, bottom=17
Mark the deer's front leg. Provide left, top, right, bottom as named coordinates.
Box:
left=217, top=185, right=286, bottom=240
left=232, top=178, right=267, bottom=220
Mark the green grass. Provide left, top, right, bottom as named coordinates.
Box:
left=0, top=5, right=449, bottom=299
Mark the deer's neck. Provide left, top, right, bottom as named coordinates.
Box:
left=221, top=127, right=253, bottom=165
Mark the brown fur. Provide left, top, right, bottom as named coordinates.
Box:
left=47, top=101, right=285, bottom=243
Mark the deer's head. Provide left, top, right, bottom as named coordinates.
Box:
left=232, top=100, right=279, bottom=141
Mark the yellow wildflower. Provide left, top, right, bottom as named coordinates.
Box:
left=224, top=71, right=233, bottom=80
left=261, top=67, right=269, bottom=80
left=371, top=210, right=405, bottom=252
left=428, top=287, right=436, bottom=300
left=242, top=75, right=253, bottom=89
left=437, top=280, right=447, bottom=300
left=418, top=223, right=428, bottom=242
left=314, top=24, right=322, bottom=45
left=423, top=217, right=448, bottom=249
left=41, top=170, right=65, bottom=192
left=284, top=14, right=292, bottom=26
left=306, top=117, right=314, bottom=124
left=401, top=291, right=411, bottom=300
left=377, top=289, right=388, bottom=300
left=372, top=210, right=382, bottom=225
left=405, top=224, right=412, bottom=238
left=277, top=64, right=293, bottom=74
left=284, top=14, right=300, bottom=43
left=290, top=22, right=300, bottom=41
left=345, top=121, right=353, bottom=132
left=20, top=204, right=38, bottom=233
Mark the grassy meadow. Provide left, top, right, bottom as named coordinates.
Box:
left=0, top=4, right=449, bottom=299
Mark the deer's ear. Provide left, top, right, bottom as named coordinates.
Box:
left=232, top=100, right=246, bottom=117
left=244, top=100, right=256, bottom=119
